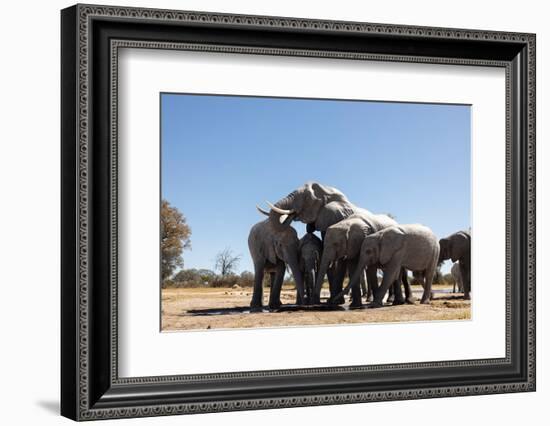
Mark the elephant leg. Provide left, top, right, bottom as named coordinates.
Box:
left=366, top=266, right=378, bottom=302
left=326, top=266, right=335, bottom=293
left=329, top=260, right=344, bottom=296
left=268, top=262, right=285, bottom=310
left=250, top=261, right=265, bottom=311
left=313, top=257, right=331, bottom=305
left=328, top=260, right=347, bottom=305
left=401, top=268, right=415, bottom=304
left=386, top=283, right=395, bottom=304
left=392, top=279, right=405, bottom=306
left=347, top=258, right=363, bottom=309
left=421, top=266, right=435, bottom=304
left=417, top=271, right=434, bottom=300
left=371, top=263, right=400, bottom=308
left=460, top=261, right=471, bottom=300
left=360, top=269, right=368, bottom=299
left=366, top=283, right=373, bottom=302
left=287, top=258, right=305, bottom=305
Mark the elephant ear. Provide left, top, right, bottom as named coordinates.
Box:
left=309, top=182, right=348, bottom=204
left=451, top=231, right=470, bottom=261
left=379, top=227, right=406, bottom=266
left=346, top=223, right=372, bottom=258
left=438, top=238, right=450, bottom=262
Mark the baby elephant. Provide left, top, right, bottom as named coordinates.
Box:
left=298, top=232, right=323, bottom=305
left=248, top=218, right=305, bottom=311
left=337, top=224, right=439, bottom=307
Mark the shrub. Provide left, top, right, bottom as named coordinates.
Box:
left=171, top=268, right=210, bottom=288
left=239, top=271, right=254, bottom=287
left=211, top=273, right=240, bottom=288
left=162, top=279, right=175, bottom=289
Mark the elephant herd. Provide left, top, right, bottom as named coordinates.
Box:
left=248, top=182, right=471, bottom=311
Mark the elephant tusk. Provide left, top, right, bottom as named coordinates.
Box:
left=266, top=201, right=295, bottom=215
left=256, top=205, right=270, bottom=216
left=279, top=214, right=289, bottom=224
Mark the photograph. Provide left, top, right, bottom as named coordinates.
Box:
left=160, top=93, right=472, bottom=331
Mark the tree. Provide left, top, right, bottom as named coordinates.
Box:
left=161, top=199, right=191, bottom=282
left=214, top=248, right=241, bottom=276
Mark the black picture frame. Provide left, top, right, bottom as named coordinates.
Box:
left=61, top=4, right=536, bottom=421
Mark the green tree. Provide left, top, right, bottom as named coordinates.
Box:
left=161, top=199, right=191, bottom=282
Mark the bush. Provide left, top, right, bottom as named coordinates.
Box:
left=162, top=279, right=175, bottom=289
left=170, top=268, right=218, bottom=287
left=163, top=269, right=304, bottom=289
left=441, top=273, right=456, bottom=286
left=210, top=273, right=240, bottom=288
left=239, top=271, right=254, bottom=287
left=172, top=269, right=199, bottom=287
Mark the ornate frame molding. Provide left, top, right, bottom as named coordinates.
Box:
left=61, top=4, right=536, bottom=421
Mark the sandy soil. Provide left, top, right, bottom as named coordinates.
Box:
left=161, top=284, right=471, bottom=331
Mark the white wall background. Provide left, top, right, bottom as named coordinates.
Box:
left=0, top=0, right=546, bottom=425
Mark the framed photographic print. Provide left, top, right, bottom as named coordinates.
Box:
left=61, top=4, right=536, bottom=421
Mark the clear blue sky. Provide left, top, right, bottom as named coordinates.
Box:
left=161, top=93, right=470, bottom=275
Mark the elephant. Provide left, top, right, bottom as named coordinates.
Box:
left=262, top=182, right=406, bottom=306
left=451, top=262, right=464, bottom=293
left=298, top=231, right=323, bottom=304
left=248, top=216, right=305, bottom=311
left=336, top=224, right=439, bottom=307
left=439, top=230, right=471, bottom=300
left=264, top=182, right=357, bottom=233
left=312, top=213, right=414, bottom=307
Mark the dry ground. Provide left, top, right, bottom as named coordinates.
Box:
left=161, top=284, right=471, bottom=331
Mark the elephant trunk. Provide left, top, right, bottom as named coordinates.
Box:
left=273, top=191, right=297, bottom=211
left=304, top=266, right=316, bottom=304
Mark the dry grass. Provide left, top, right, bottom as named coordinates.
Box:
left=161, top=284, right=471, bottom=331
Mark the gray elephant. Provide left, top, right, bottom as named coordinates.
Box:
left=263, top=182, right=406, bottom=306
left=298, top=231, right=323, bottom=304
left=248, top=214, right=305, bottom=311
left=312, top=213, right=414, bottom=307
left=337, top=224, right=439, bottom=307
left=439, top=230, right=471, bottom=300
left=451, top=262, right=464, bottom=293
left=264, top=182, right=356, bottom=233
